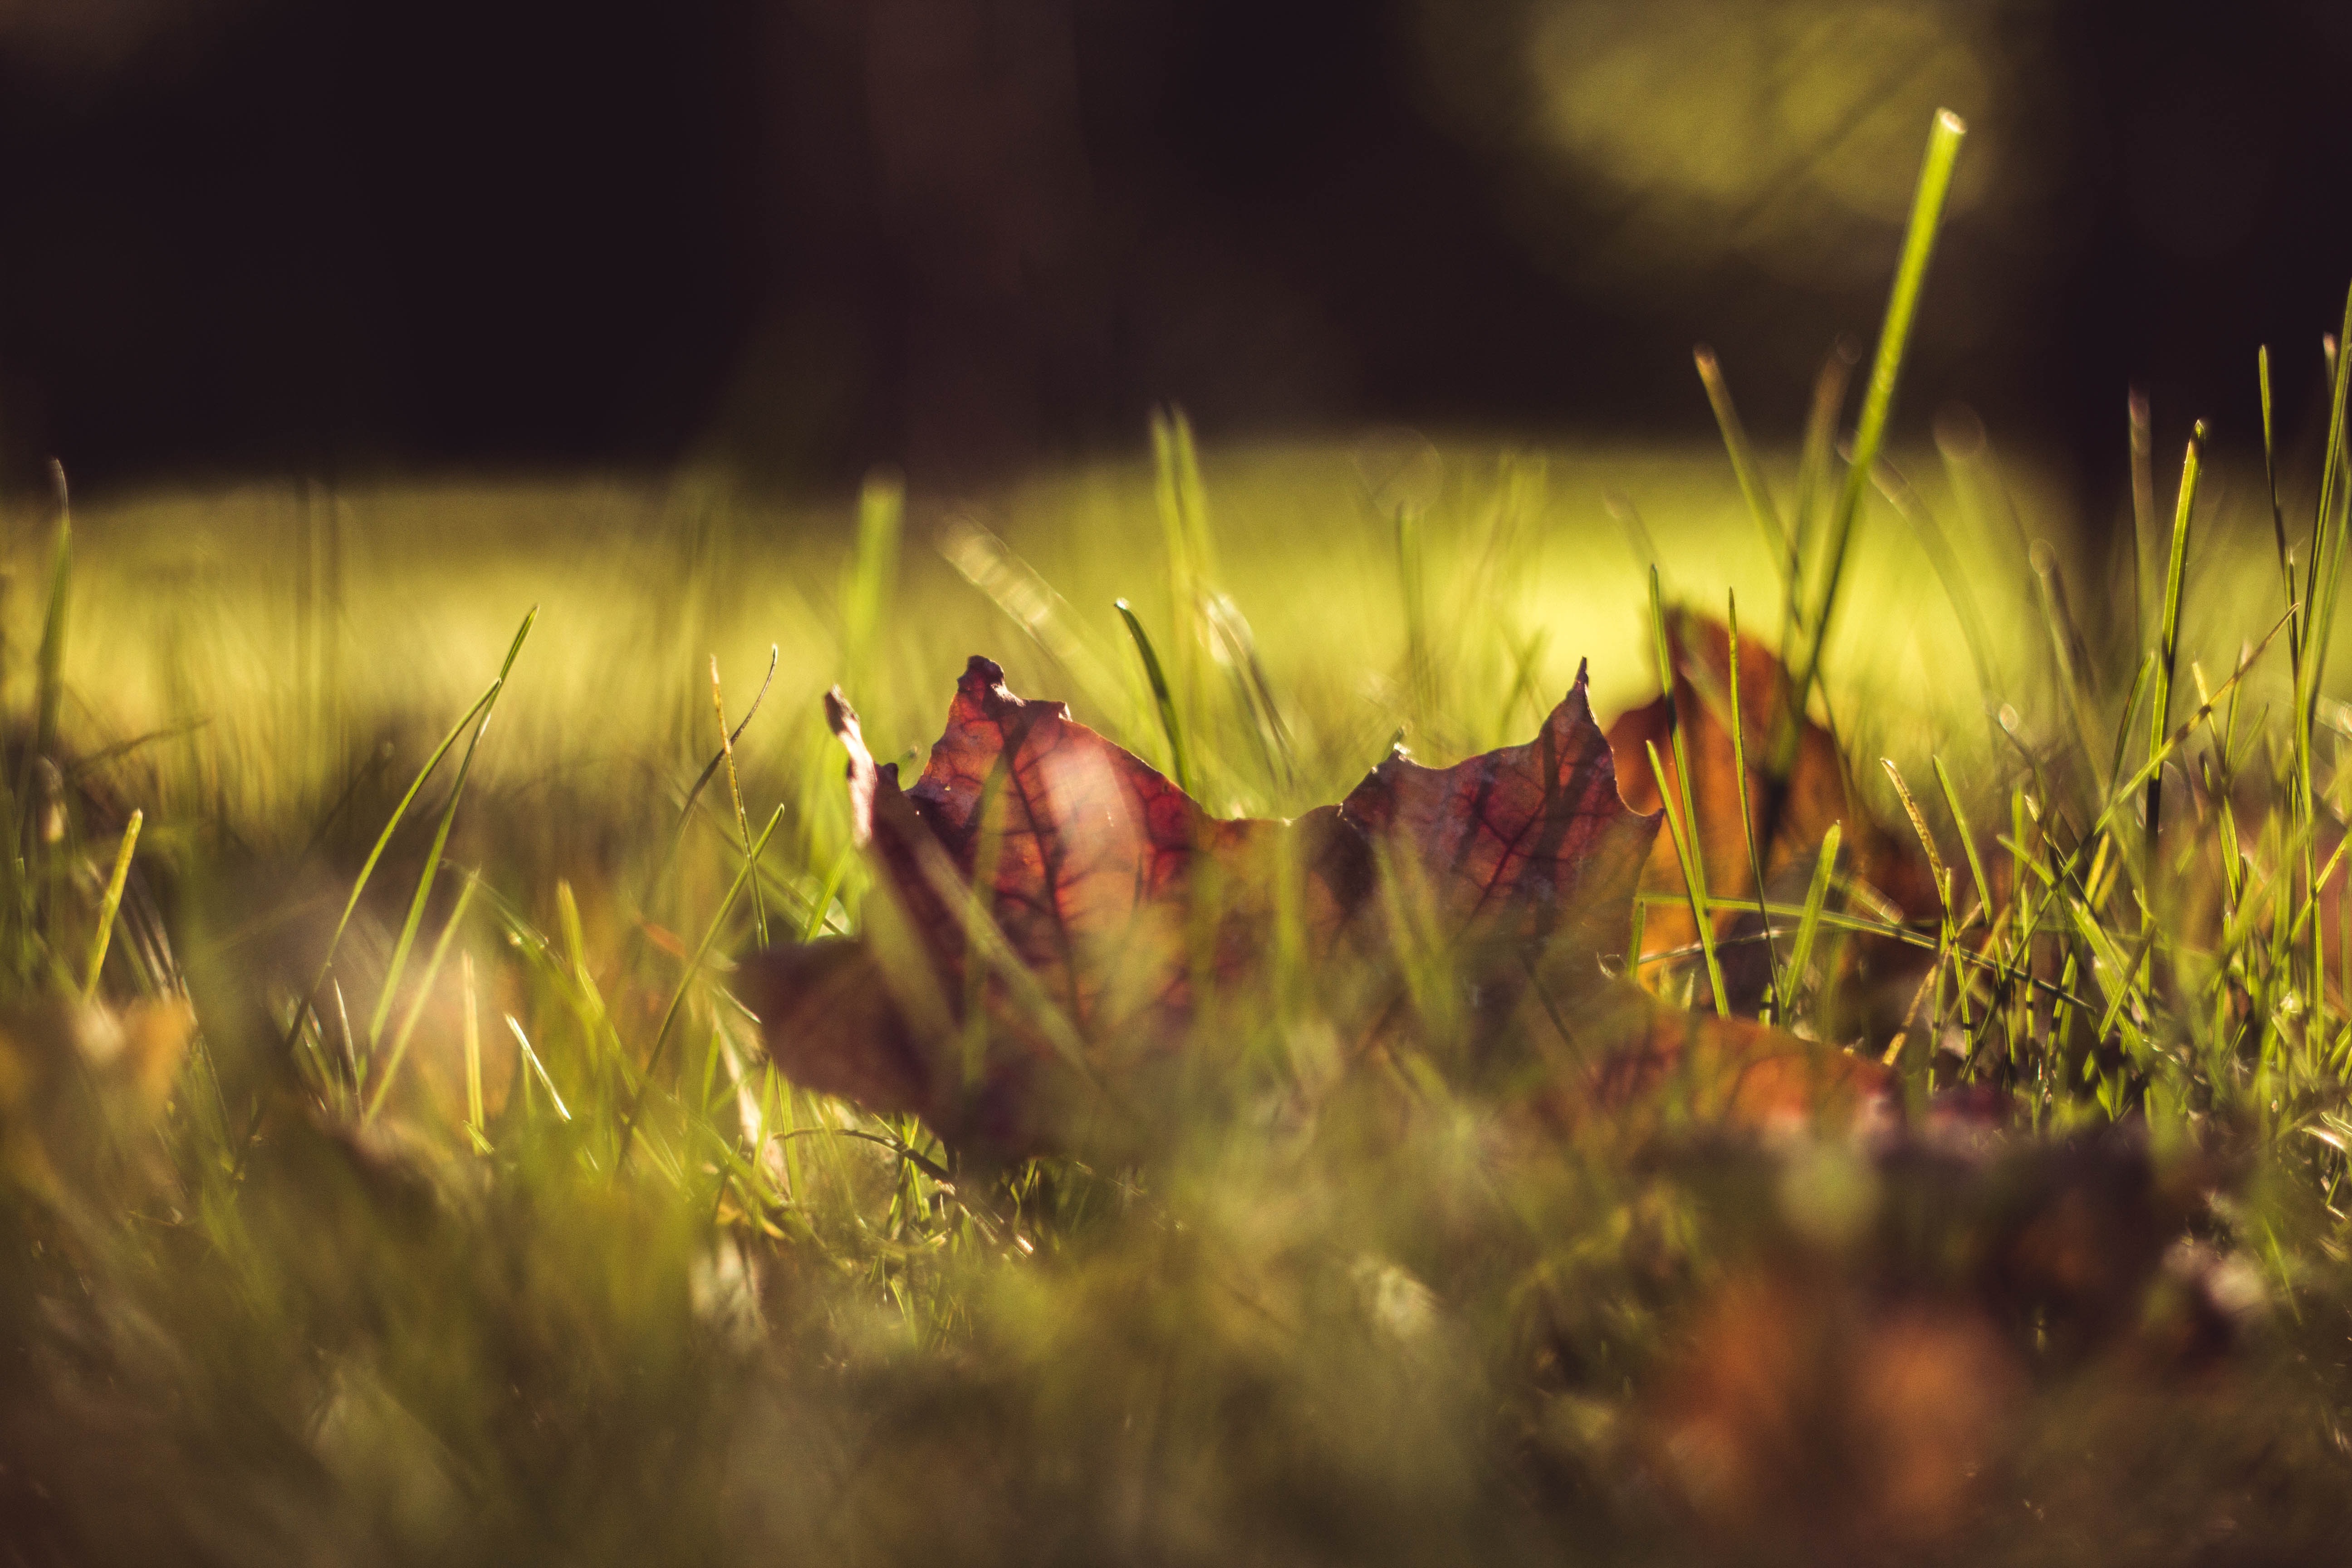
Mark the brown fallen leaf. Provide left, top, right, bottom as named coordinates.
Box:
left=1607, top=610, right=1936, bottom=1022
left=751, top=654, right=1887, bottom=1155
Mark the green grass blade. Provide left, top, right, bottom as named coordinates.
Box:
left=2259, top=347, right=2303, bottom=680
left=1931, top=758, right=1993, bottom=926
left=1650, top=571, right=1727, bottom=1013
left=364, top=871, right=482, bottom=1122
left=367, top=606, right=538, bottom=1046
left=1646, top=736, right=1729, bottom=1017
left=507, top=1014, right=570, bottom=1122
left=1785, top=823, right=1842, bottom=1011
left=2145, top=423, right=2204, bottom=851
left=1724, top=593, right=1783, bottom=1014
left=80, top=808, right=141, bottom=1000
left=710, top=655, right=769, bottom=946
left=1788, top=109, right=1965, bottom=759
left=1117, top=598, right=1193, bottom=793
left=1880, top=760, right=1952, bottom=916
left=618, top=803, right=788, bottom=1167
left=2299, top=284, right=2352, bottom=732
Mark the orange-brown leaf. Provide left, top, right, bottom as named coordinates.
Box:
left=1607, top=611, right=1936, bottom=1019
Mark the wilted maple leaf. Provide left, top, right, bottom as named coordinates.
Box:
left=751, top=654, right=1886, bottom=1155
left=760, top=657, right=1365, bottom=1148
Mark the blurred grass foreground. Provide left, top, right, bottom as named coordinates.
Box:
left=13, top=135, right=2352, bottom=1566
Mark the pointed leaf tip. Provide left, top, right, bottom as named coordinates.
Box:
left=825, top=687, right=878, bottom=847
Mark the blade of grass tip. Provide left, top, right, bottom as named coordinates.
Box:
left=367, top=606, right=538, bottom=1048
left=364, top=871, right=481, bottom=1122
left=1931, top=758, right=1993, bottom=926
left=2086, top=603, right=2292, bottom=844
left=80, top=808, right=141, bottom=1000
left=1650, top=572, right=1726, bottom=1014
left=617, top=803, right=787, bottom=1169
left=1882, top=760, right=1953, bottom=914
left=2259, top=348, right=2303, bottom=679
left=1725, top=594, right=1784, bottom=1014
left=1695, top=347, right=1791, bottom=584
left=1117, top=598, right=1193, bottom=793
left=1788, top=109, right=1965, bottom=767
left=282, top=679, right=499, bottom=1066
left=710, top=655, right=769, bottom=945
left=508, top=1014, right=570, bottom=1122
left=677, top=644, right=777, bottom=827
left=2146, top=423, right=2204, bottom=856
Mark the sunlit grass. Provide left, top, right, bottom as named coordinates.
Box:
left=11, top=108, right=2352, bottom=1563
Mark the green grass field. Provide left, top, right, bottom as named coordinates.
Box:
left=11, top=116, right=2352, bottom=1564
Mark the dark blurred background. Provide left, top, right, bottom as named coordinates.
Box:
left=1, top=0, right=2348, bottom=517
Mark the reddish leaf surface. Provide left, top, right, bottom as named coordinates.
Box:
left=1339, top=659, right=1657, bottom=974
left=752, top=653, right=1887, bottom=1154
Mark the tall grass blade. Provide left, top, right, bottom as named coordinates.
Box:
left=80, top=808, right=141, bottom=1000
left=618, top=803, right=788, bottom=1166
left=507, top=1014, right=570, bottom=1122
left=2259, top=347, right=2303, bottom=681
left=1646, top=742, right=1729, bottom=1016
left=1117, top=598, right=1193, bottom=793
left=710, top=655, right=769, bottom=945
left=1724, top=594, right=1783, bottom=1014
left=1788, top=109, right=1965, bottom=758
left=678, top=644, right=777, bottom=827
left=367, top=607, right=537, bottom=1046
left=1649, top=568, right=1728, bottom=1014
left=365, top=871, right=482, bottom=1122
left=461, top=951, right=488, bottom=1152
left=2146, top=425, right=2204, bottom=850
left=1931, top=759, right=1992, bottom=924
left=1786, top=824, right=1842, bottom=1013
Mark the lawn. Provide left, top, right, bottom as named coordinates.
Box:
left=7, top=117, right=2352, bottom=1565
